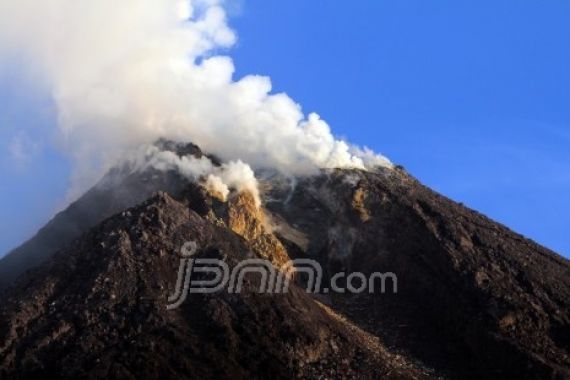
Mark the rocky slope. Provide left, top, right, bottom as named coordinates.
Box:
left=0, top=191, right=430, bottom=379
left=265, top=168, right=570, bottom=379
left=0, top=140, right=207, bottom=289
left=0, top=141, right=569, bottom=379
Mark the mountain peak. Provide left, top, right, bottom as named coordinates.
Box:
left=0, top=141, right=569, bottom=379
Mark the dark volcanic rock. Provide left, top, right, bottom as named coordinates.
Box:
left=0, top=192, right=429, bottom=379
left=0, top=143, right=569, bottom=379
left=265, top=168, right=570, bottom=379
left=0, top=141, right=202, bottom=289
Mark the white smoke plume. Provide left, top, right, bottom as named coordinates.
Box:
left=132, top=145, right=261, bottom=206
left=0, top=0, right=391, bottom=197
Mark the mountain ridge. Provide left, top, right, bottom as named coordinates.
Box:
left=1, top=141, right=568, bottom=379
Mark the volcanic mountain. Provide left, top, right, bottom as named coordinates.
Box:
left=0, top=141, right=569, bottom=379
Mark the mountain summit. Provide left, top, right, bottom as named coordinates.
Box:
left=1, top=141, right=569, bottom=379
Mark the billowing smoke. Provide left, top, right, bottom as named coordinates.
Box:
left=132, top=145, right=261, bottom=206
left=0, top=0, right=391, bottom=200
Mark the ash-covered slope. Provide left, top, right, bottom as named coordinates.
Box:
left=0, top=140, right=205, bottom=289
left=0, top=191, right=427, bottom=379
left=0, top=141, right=569, bottom=379
left=265, top=169, right=570, bottom=379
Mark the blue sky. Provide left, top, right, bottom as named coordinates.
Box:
left=1, top=0, right=569, bottom=257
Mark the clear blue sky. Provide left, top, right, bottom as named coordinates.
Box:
left=1, top=0, right=569, bottom=257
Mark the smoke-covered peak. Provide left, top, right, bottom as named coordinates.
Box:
left=0, top=0, right=391, bottom=197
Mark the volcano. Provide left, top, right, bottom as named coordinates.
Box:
left=0, top=141, right=569, bottom=379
